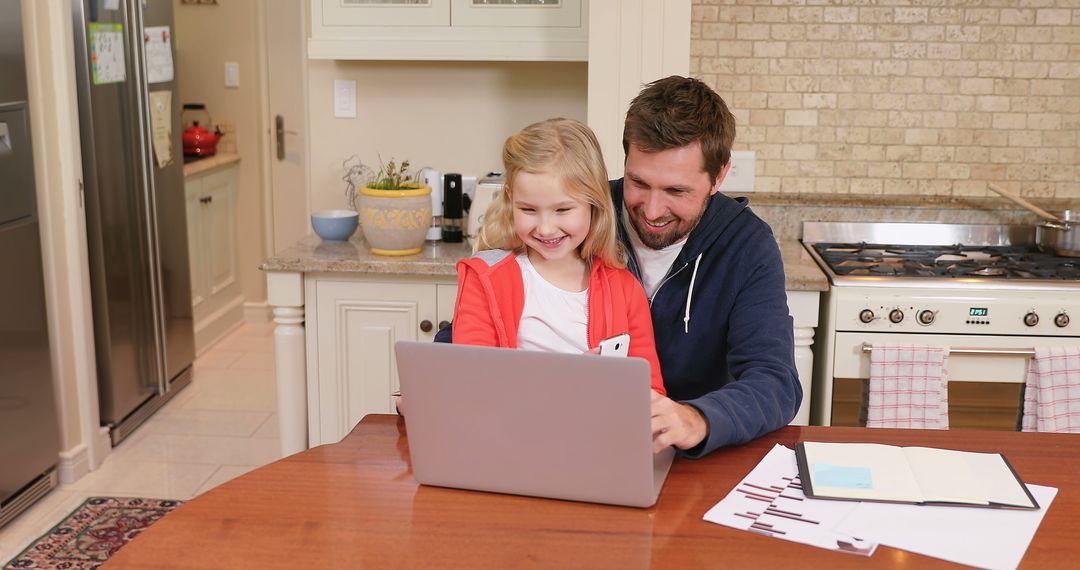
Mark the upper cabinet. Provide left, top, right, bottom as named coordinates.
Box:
left=309, top=0, right=588, bottom=61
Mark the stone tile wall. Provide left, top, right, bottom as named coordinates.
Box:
left=691, top=1, right=1080, bottom=198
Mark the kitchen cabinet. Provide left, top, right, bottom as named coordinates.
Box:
left=308, top=274, right=457, bottom=445
left=309, top=0, right=588, bottom=61
left=185, top=162, right=243, bottom=354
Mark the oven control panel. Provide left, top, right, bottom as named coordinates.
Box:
left=834, top=288, right=1079, bottom=335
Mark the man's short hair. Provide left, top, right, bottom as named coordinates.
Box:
left=622, top=76, right=736, bottom=183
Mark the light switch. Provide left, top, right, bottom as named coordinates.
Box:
left=718, top=150, right=756, bottom=193
left=224, top=62, right=239, bottom=88
left=334, top=79, right=357, bottom=119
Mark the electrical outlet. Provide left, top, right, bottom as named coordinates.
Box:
left=224, top=62, right=239, bottom=88
left=719, top=150, right=755, bottom=193
left=334, top=79, right=356, bottom=119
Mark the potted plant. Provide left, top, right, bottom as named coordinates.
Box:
left=344, top=156, right=432, bottom=256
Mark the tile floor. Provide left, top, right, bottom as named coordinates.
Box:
left=0, top=322, right=280, bottom=563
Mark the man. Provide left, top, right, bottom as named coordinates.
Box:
left=615, top=76, right=800, bottom=457
left=437, top=76, right=801, bottom=457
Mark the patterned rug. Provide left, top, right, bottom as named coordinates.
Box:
left=4, top=497, right=183, bottom=570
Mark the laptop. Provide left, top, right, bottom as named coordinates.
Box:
left=394, top=341, right=675, bottom=508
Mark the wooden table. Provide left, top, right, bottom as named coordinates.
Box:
left=107, top=416, right=1080, bottom=568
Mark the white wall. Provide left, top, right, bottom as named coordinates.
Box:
left=306, top=60, right=588, bottom=212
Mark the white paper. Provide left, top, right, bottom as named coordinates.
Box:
left=89, top=23, right=126, bottom=85
left=104, top=0, right=120, bottom=10
left=148, top=90, right=173, bottom=167
left=837, top=484, right=1057, bottom=570
left=703, top=444, right=878, bottom=556
left=144, top=26, right=174, bottom=84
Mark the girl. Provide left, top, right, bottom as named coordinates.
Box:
left=453, top=118, right=666, bottom=395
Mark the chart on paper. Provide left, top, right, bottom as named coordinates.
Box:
left=704, top=444, right=877, bottom=556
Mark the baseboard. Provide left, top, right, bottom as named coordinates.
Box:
left=57, top=443, right=90, bottom=484
left=244, top=300, right=272, bottom=323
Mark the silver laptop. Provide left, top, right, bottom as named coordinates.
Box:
left=395, top=341, right=675, bottom=508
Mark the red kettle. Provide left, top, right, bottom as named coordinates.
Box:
left=181, top=103, right=224, bottom=158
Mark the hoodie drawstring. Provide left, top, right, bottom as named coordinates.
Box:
left=683, top=253, right=703, bottom=333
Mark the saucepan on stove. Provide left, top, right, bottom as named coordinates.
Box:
left=987, top=183, right=1080, bottom=257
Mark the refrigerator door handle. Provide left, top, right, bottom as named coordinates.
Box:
left=129, top=0, right=168, bottom=395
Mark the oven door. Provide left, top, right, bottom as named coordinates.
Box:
left=829, top=332, right=1077, bottom=430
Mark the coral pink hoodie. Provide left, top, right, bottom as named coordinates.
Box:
left=452, top=249, right=666, bottom=395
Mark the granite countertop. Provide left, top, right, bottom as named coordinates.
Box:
left=260, top=235, right=473, bottom=276
left=779, top=238, right=829, bottom=291
left=261, top=234, right=828, bottom=292
left=183, top=153, right=240, bottom=177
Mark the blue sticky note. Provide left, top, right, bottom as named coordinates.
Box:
left=814, top=463, right=873, bottom=489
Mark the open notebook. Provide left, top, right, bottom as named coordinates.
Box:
left=795, top=442, right=1039, bottom=510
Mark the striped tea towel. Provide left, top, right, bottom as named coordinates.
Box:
left=1022, top=347, right=1080, bottom=433
left=867, top=344, right=949, bottom=429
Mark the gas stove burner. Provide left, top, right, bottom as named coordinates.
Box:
left=813, top=242, right=1080, bottom=281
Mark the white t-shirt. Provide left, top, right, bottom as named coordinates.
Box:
left=515, top=253, right=589, bottom=354
left=624, top=210, right=687, bottom=299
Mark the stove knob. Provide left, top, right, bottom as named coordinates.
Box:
left=859, top=309, right=875, bottom=324
left=1055, top=313, right=1070, bottom=328
left=1024, top=312, right=1040, bottom=327
left=917, top=310, right=936, bottom=325
left=889, top=309, right=904, bottom=324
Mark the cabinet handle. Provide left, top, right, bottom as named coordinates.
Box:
left=420, top=320, right=433, bottom=333
left=438, top=320, right=450, bottom=331
left=199, top=196, right=212, bottom=204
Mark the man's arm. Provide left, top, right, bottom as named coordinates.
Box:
left=680, top=241, right=802, bottom=456
left=434, top=321, right=453, bottom=343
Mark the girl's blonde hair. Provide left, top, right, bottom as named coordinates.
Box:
left=476, top=118, right=626, bottom=268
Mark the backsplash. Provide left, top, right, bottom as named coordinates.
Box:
left=215, top=120, right=237, bottom=155
left=691, top=1, right=1080, bottom=199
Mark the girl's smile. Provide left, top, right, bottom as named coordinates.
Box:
left=512, top=170, right=592, bottom=266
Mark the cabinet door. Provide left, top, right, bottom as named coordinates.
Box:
left=436, top=283, right=458, bottom=331
left=318, top=0, right=449, bottom=27
left=451, top=0, right=581, bottom=27
left=185, top=177, right=207, bottom=307
left=313, top=280, right=437, bottom=443
left=201, top=169, right=238, bottom=296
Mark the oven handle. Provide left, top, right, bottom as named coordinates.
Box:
left=860, top=343, right=1035, bottom=356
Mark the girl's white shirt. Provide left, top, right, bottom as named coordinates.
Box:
left=515, top=252, right=589, bottom=354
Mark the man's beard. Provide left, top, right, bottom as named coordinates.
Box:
left=628, top=201, right=708, bottom=250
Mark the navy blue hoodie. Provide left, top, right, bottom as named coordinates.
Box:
left=611, top=179, right=802, bottom=457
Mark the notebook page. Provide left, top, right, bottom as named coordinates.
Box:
left=958, top=451, right=1034, bottom=507
left=904, top=448, right=1034, bottom=507
left=802, top=442, right=923, bottom=502
left=902, top=447, right=990, bottom=505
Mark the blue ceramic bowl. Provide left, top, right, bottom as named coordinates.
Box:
left=311, top=209, right=359, bottom=242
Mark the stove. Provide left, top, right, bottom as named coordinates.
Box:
left=801, top=222, right=1080, bottom=430
left=813, top=243, right=1080, bottom=281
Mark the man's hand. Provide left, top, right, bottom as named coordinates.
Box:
left=650, top=391, right=708, bottom=453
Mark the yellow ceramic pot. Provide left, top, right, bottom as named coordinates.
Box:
left=357, top=185, right=432, bottom=256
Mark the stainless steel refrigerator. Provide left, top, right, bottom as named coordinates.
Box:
left=73, top=0, right=195, bottom=444
left=0, top=0, right=62, bottom=529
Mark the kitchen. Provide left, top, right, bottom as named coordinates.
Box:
left=4, top=0, right=1080, bottom=566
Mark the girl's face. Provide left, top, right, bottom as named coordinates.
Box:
left=511, top=170, right=592, bottom=265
